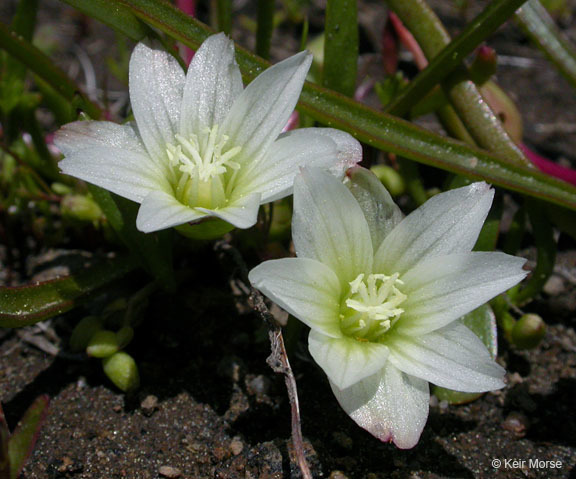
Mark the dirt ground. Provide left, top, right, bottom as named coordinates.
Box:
left=1, top=0, right=576, bottom=478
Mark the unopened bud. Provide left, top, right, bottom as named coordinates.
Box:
left=87, top=330, right=119, bottom=358
left=70, top=316, right=103, bottom=352
left=469, top=45, right=497, bottom=86
left=370, top=165, right=406, bottom=197
left=116, top=326, right=134, bottom=349
left=61, top=194, right=103, bottom=222
left=511, top=314, right=546, bottom=349
left=102, top=352, right=140, bottom=392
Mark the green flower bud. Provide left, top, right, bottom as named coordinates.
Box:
left=51, top=182, right=73, bottom=195
left=469, top=46, right=497, bottom=86
left=70, top=316, right=103, bottom=352
left=86, top=330, right=119, bottom=358
left=511, top=314, right=546, bottom=350
left=102, top=352, right=140, bottom=392
left=116, top=326, right=134, bottom=349
left=61, top=194, right=103, bottom=222
left=370, top=165, right=406, bottom=197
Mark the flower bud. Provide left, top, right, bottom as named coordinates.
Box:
left=370, top=165, right=406, bottom=197
left=102, top=352, right=140, bottom=392
left=86, top=330, right=119, bottom=358
left=469, top=45, right=497, bottom=86
left=269, top=201, right=292, bottom=241
left=70, top=316, right=103, bottom=352
left=511, top=313, right=546, bottom=350
left=116, top=326, right=134, bottom=349
left=61, top=194, right=103, bottom=222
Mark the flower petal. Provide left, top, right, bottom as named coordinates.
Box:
left=292, top=168, right=373, bottom=284
left=196, top=193, right=261, bottom=229
left=309, top=330, right=389, bottom=389
left=59, top=146, right=168, bottom=203
left=346, top=166, right=404, bottom=250
left=398, top=252, right=527, bottom=335
left=236, top=127, right=362, bottom=203
left=129, top=43, right=185, bottom=160
left=54, top=121, right=146, bottom=157
left=249, top=257, right=342, bottom=338
left=374, top=182, right=494, bottom=274
left=387, top=321, right=505, bottom=392
left=221, top=50, right=312, bottom=164
left=330, top=364, right=429, bottom=449
left=136, top=190, right=207, bottom=233
left=180, top=33, right=243, bottom=138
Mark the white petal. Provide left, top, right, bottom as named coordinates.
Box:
left=330, top=364, right=429, bottom=449
left=221, top=51, right=312, bottom=164
left=249, top=257, right=342, bottom=338
left=236, top=128, right=362, bottom=203
left=129, top=43, right=185, bottom=160
left=196, top=193, right=261, bottom=229
left=346, top=166, right=404, bottom=250
left=387, top=321, right=505, bottom=392
left=136, top=190, right=206, bottom=233
left=292, top=168, right=373, bottom=284
left=309, top=330, right=389, bottom=389
left=180, top=33, right=243, bottom=138
left=54, top=121, right=146, bottom=157
left=398, top=252, right=527, bottom=335
left=59, top=146, right=168, bottom=203
left=374, top=182, right=494, bottom=274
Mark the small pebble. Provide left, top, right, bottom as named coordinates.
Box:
left=230, top=437, right=244, bottom=455
left=141, top=395, right=159, bottom=416
left=329, top=471, right=349, bottom=479
left=158, top=465, right=182, bottom=478
left=502, top=411, right=529, bottom=437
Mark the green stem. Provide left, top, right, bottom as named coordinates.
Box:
left=386, top=0, right=528, bottom=117
left=216, top=0, right=232, bottom=34
left=323, top=0, right=358, bottom=96
left=385, top=0, right=530, bottom=167
left=512, top=199, right=556, bottom=305
left=256, top=0, right=274, bottom=59
left=516, top=0, right=576, bottom=89
left=0, top=21, right=101, bottom=118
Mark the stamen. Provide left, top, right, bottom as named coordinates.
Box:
left=165, top=125, right=242, bottom=209
left=340, top=273, right=407, bottom=342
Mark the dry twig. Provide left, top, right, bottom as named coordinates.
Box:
left=216, top=240, right=312, bottom=479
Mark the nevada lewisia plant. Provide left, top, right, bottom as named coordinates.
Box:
left=250, top=167, right=527, bottom=448
left=54, top=34, right=360, bottom=234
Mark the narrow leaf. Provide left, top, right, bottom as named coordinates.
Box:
left=8, top=396, right=50, bottom=479
left=516, top=0, right=576, bottom=89
left=56, top=0, right=576, bottom=210
left=323, top=0, right=358, bottom=96
left=0, top=255, right=136, bottom=328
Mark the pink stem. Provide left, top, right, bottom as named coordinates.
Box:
left=520, top=143, right=576, bottom=186
left=177, top=0, right=197, bottom=64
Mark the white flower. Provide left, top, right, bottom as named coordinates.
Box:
left=54, top=34, right=360, bottom=234
left=249, top=167, right=527, bottom=449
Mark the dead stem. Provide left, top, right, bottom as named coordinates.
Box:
left=216, top=240, right=313, bottom=479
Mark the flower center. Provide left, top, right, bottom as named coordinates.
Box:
left=166, top=125, right=242, bottom=209
left=340, top=273, right=406, bottom=342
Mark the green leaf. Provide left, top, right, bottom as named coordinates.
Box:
left=516, top=0, right=576, bottom=90
left=256, top=0, right=275, bottom=59
left=0, top=403, right=9, bottom=479
left=323, top=0, right=358, bottom=96
left=433, top=305, right=497, bottom=405
left=385, top=0, right=528, bottom=117
left=55, top=0, right=576, bottom=211
left=8, top=395, right=50, bottom=479
left=0, top=255, right=136, bottom=328
left=0, top=20, right=100, bottom=119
